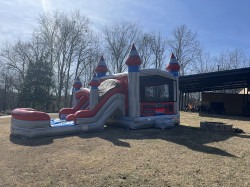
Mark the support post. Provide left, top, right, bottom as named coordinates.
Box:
left=125, top=44, right=142, bottom=118
left=89, top=75, right=100, bottom=110
left=72, top=77, right=82, bottom=107
left=166, top=53, right=180, bottom=114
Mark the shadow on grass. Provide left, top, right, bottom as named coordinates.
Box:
left=10, top=125, right=250, bottom=157
left=199, top=113, right=250, bottom=121
left=10, top=134, right=54, bottom=146
left=95, top=125, right=245, bottom=158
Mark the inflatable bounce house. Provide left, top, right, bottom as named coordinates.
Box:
left=11, top=44, right=180, bottom=138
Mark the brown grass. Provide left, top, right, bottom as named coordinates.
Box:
left=0, top=112, right=250, bottom=187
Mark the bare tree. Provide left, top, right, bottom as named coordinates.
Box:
left=0, top=34, right=55, bottom=110
left=37, top=11, right=99, bottom=108
left=247, top=57, right=250, bottom=67
left=102, top=21, right=141, bottom=73
left=0, top=41, right=32, bottom=91
left=0, top=70, right=16, bottom=112
left=168, top=25, right=202, bottom=75
left=150, top=32, right=168, bottom=69
left=214, top=48, right=247, bottom=71
left=74, top=33, right=100, bottom=81
left=213, top=51, right=230, bottom=71
left=135, top=32, right=168, bottom=70
left=193, top=51, right=216, bottom=73
left=228, top=48, right=246, bottom=69
left=0, top=11, right=101, bottom=109
left=137, top=33, right=153, bottom=68
left=78, top=49, right=100, bottom=87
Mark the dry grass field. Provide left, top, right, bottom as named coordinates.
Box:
left=0, top=112, right=250, bottom=187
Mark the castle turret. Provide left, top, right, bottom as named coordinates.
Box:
left=166, top=53, right=180, bottom=77
left=72, top=77, right=82, bottom=107
left=89, top=74, right=100, bottom=110
left=166, top=53, right=180, bottom=113
left=125, top=44, right=142, bottom=118
left=95, top=56, right=108, bottom=78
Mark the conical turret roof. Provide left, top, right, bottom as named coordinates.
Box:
left=125, top=44, right=142, bottom=66
left=166, top=53, right=180, bottom=72
left=73, top=77, right=82, bottom=89
left=95, top=56, right=108, bottom=73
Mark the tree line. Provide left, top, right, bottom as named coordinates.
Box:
left=0, top=10, right=249, bottom=113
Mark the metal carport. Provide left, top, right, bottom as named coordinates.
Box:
left=179, top=67, right=250, bottom=115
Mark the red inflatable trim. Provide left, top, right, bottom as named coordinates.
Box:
left=73, top=83, right=82, bottom=89
left=95, top=66, right=108, bottom=73
left=75, top=89, right=90, bottom=100
left=74, top=86, right=125, bottom=119
left=66, top=114, right=74, bottom=121
left=59, top=95, right=89, bottom=116
left=89, top=81, right=100, bottom=87
left=125, top=56, right=142, bottom=66
left=12, top=108, right=50, bottom=121
left=59, top=108, right=75, bottom=115
left=166, top=63, right=180, bottom=71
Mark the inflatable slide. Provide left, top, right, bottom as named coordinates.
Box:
left=11, top=79, right=125, bottom=138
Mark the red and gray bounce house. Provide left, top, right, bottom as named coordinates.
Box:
left=11, top=44, right=180, bottom=138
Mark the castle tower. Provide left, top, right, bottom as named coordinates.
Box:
left=166, top=53, right=180, bottom=113
left=72, top=77, right=82, bottom=107
left=125, top=44, right=142, bottom=118
left=95, top=56, right=108, bottom=78
left=166, top=53, right=180, bottom=77
left=89, top=74, right=100, bottom=110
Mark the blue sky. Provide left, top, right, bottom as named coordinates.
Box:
left=0, top=0, right=249, bottom=55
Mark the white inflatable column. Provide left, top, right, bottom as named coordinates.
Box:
left=125, top=44, right=142, bottom=118
left=89, top=75, right=100, bottom=110
left=166, top=53, right=180, bottom=113
left=72, top=77, right=82, bottom=107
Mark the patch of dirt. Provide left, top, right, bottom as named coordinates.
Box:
left=0, top=112, right=250, bottom=187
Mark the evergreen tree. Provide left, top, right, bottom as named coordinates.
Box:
left=19, top=56, right=54, bottom=110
